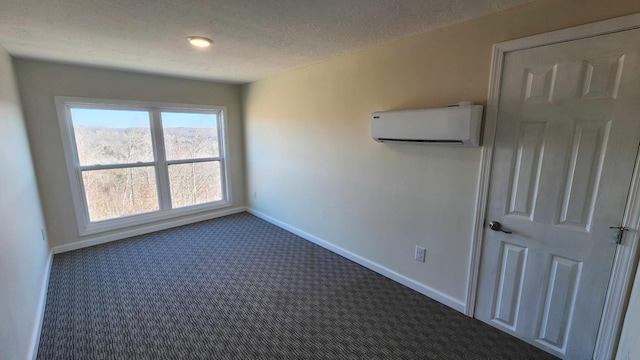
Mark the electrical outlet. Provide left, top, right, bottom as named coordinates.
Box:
left=41, top=229, right=47, bottom=242
left=415, top=246, right=426, bottom=262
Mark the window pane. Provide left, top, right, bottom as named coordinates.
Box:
left=82, top=167, right=159, bottom=221
left=169, top=161, right=222, bottom=208
left=161, top=112, right=219, bottom=160
left=70, top=108, right=153, bottom=165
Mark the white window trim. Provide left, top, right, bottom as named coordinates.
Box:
left=55, top=96, right=233, bottom=236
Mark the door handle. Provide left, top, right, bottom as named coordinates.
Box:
left=609, top=226, right=630, bottom=244
left=489, top=221, right=512, bottom=234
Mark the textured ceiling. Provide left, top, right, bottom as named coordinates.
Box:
left=0, top=0, right=533, bottom=83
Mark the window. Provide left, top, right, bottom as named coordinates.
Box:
left=55, top=97, right=231, bottom=235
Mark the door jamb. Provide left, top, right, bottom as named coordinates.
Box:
left=467, top=12, right=640, bottom=360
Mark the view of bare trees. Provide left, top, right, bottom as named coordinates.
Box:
left=73, top=123, right=222, bottom=222
left=162, top=125, right=222, bottom=208
left=82, top=166, right=159, bottom=221
left=163, top=126, right=219, bottom=160
left=168, top=162, right=221, bottom=209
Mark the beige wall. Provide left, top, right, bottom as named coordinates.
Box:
left=242, top=0, right=640, bottom=308
left=0, top=48, right=50, bottom=359
left=13, top=60, right=245, bottom=249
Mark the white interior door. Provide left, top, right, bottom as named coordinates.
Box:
left=475, top=28, right=640, bottom=359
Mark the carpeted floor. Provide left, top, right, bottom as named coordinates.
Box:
left=37, top=212, right=557, bottom=359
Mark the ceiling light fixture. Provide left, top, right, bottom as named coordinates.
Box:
left=187, top=36, right=212, bottom=48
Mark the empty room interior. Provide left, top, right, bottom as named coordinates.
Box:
left=4, top=0, right=640, bottom=359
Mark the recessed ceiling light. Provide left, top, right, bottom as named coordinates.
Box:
left=187, top=36, right=212, bottom=48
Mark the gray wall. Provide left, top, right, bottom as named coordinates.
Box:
left=13, top=60, right=245, bottom=249
left=0, top=47, right=50, bottom=360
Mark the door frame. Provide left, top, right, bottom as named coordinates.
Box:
left=467, top=12, right=640, bottom=360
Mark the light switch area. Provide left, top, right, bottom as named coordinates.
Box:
left=41, top=229, right=47, bottom=242
left=414, top=246, right=426, bottom=262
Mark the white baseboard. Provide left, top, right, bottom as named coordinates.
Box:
left=53, top=207, right=247, bottom=254
left=27, top=249, right=53, bottom=360
left=247, top=208, right=466, bottom=313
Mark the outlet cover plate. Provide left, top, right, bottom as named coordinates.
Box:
left=415, top=246, right=426, bottom=262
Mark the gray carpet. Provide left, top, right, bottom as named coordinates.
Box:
left=37, top=212, right=557, bottom=359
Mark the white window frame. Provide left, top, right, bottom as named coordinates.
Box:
left=55, top=96, right=232, bottom=236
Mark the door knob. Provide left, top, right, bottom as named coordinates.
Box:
left=489, top=221, right=512, bottom=234
left=609, top=226, right=630, bottom=244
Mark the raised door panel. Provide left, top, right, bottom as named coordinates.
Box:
left=492, top=242, right=528, bottom=330
left=557, top=120, right=611, bottom=231
left=536, top=256, right=583, bottom=353
left=507, top=122, right=546, bottom=219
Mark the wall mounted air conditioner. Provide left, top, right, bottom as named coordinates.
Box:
left=371, top=103, right=483, bottom=146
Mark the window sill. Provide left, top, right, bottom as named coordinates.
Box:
left=80, top=200, right=233, bottom=236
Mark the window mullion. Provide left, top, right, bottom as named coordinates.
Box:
left=79, top=162, right=156, bottom=171
left=151, top=108, right=172, bottom=210
left=166, top=157, right=222, bottom=166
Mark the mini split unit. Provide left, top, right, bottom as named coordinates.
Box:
left=371, top=103, right=484, bottom=146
